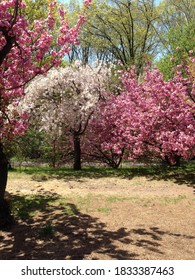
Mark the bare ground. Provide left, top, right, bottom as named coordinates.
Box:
left=0, top=171, right=195, bottom=260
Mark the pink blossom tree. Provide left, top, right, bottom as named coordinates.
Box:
left=24, top=61, right=111, bottom=170
left=83, top=93, right=125, bottom=168
left=0, top=0, right=91, bottom=224
left=88, top=61, right=195, bottom=167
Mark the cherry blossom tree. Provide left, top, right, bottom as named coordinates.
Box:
left=83, top=93, right=125, bottom=168
left=88, top=61, right=195, bottom=166
left=24, top=61, right=111, bottom=170
left=0, top=0, right=91, bottom=224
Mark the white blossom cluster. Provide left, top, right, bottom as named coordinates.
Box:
left=23, top=61, right=111, bottom=137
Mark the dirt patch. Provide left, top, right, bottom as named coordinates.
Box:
left=0, top=172, right=194, bottom=260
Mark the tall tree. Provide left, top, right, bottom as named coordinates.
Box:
left=24, top=62, right=111, bottom=170
left=83, top=0, right=159, bottom=72
left=0, top=0, right=90, bottom=224
left=63, top=0, right=160, bottom=69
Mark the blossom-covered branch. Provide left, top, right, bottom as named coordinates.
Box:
left=0, top=0, right=90, bottom=141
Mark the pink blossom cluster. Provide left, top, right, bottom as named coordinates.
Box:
left=88, top=62, right=195, bottom=165
left=0, top=0, right=90, bottom=141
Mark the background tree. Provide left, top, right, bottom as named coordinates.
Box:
left=63, top=0, right=160, bottom=71
left=22, top=0, right=55, bottom=21
left=62, top=0, right=95, bottom=65
left=83, top=0, right=159, bottom=72
left=155, top=0, right=195, bottom=79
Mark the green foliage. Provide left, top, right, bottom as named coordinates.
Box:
left=39, top=135, right=71, bottom=168
left=16, top=128, right=44, bottom=161
left=65, top=0, right=158, bottom=70
left=4, top=127, right=45, bottom=167
left=156, top=0, right=195, bottom=78
left=156, top=55, right=174, bottom=80
left=157, top=23, right=195, bottom=79
left=7, top=125, right=71, bottom=168
left=23, top=0, right=52, bottom=22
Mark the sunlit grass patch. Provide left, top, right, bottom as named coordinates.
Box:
left=62, top=203, right=80, bottom=216
left=106, top=196, right=127, bottom=203
left=106, top=195, right=189, bottom=207
left=159, top=195, right=187, bottom=205
left=97, top=207, right=112, bottom=214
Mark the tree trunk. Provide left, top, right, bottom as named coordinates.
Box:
left=52, top=139, right=57, bottom=168
left=73, top=133, right=81, bottom=170
left=0, top=144, right=12, bottom=227
left=173, top=155, right=181, bottom=167
left=165, top=154, right=181, bottom=167
left=0, top=144, right=8, bottom=200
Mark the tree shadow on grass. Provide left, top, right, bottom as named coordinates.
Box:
left=1, top=192, right=194, bottom=260
left=0, top=192, right=137, bottom=260
left=145, top=165, right=195, bottom=194
left=19, top=164, right=195, bottom=194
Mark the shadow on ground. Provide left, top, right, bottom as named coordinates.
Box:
left=11, top=164, right=195, bottom=193
left=0, top=192, right=136, bottom=259
left=0, top=191, right=194, bottom=260
left=145, top=165, right=195, bottom=194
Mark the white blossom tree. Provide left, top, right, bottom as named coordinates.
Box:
left=24, top=61, right=111, bottom=169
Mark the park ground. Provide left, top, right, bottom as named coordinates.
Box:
left=0, top=165, right=195, bottom=260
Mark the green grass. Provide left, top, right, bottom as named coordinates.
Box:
left=106, top=196, right=128, bottom=203
left=9, top=163, right=195, bottom=185
left=10, top=165, right=128, bottom=179
left=159, top=195, right=187, bottom=205
left=11, top=195, right=60, bottom=220
left=9, top=163, right=194, bottom=221
left=11, top=191, right=191, bottom=228
left=62, top=204, right=80, bottom=216
left=107, top=195, right=189, bottom=207
left=97, top=207, right=112, bottom=213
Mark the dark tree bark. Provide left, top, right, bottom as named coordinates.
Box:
left=165, top=154, right=181, bottom=167
left=73, top=133, right=81, bottom=171
left=0, top=144, right=8, bottom=200
left=0, top=143, right=12, bottom=227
